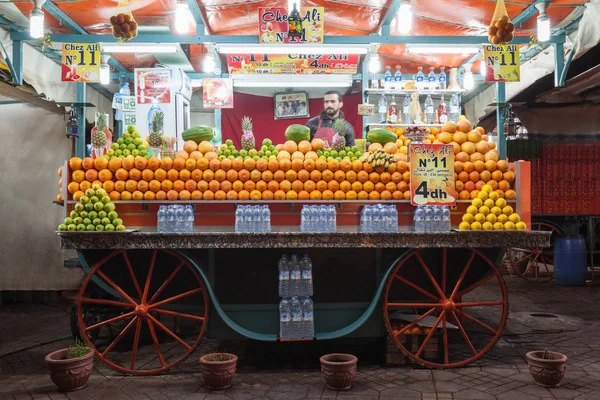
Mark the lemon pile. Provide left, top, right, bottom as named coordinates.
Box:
left=459, top=184, right=526, bottom=231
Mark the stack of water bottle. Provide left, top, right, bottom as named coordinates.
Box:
left=360, top=205, right=399, bottom=233
left=157, top=205, right=195, bottom=232
left=235, top=205, right=271, bottom=233
left=278, top=254, right=314, bottom=340
left=413, top=206, right=451, bottom=232
left=300, top=205, right=336, bottom=233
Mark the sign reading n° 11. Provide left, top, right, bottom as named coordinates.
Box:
left=482, top=44, right=520, bottom=82
left=258, top=7, right=324, bottom=44
left=409, top=144, right=457, bottom=206
left=61, top=44, right=100, bottom=82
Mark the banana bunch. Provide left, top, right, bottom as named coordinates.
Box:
left=360, top=148, right=394, bottom=169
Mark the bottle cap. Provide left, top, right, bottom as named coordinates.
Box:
left=440, top=66, right=445, bottom=69
left=418, top=66, right=422, bottom=69
left=385, top=65, right=391, bottom=69
left=395, top=64, right=401, bottom=68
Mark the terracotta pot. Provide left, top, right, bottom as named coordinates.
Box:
left=45, top=348, right=94, bottom=392
left=199, top=353, right=238, bottom=390
left=320, top=353, right=357, bottom=391
left=526, top=350, right=567, bottom=387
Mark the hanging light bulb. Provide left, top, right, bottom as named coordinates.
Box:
left=30, top=8, right=45, bottom=39
left=100, top=55, right=111, bottom=85
left=480, top=57, right=486, bottom=76
left=175, top=2, right=192, bottom=34
left=397, top=0, right=412, bottom=34
left=369, top=54, right=380, bottom=73
left=535, top=2, right=551, bottom=42
left=203, top=53, right=216, bottom=73
left=463, top=65, right=474, bottom=90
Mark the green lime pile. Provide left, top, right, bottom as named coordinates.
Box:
left=108, top=124, right=149, bottom=159
left=317, top=146, right=364, bottom=162
left=58, top=184, right=126, bottom=232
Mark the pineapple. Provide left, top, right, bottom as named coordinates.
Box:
left=91, top=113, right=107, bottom=148
left=149, top=111, right=164, bottom=148
left=332, top=118, right=347, bottom=151
left=240, top=116, right=255, bottom=151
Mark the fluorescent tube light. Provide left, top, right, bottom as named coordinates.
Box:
left=463, top=65, right=474, bottom=90
left=397, top=1, right=412, bottom=34
left=203, top=53, right=216, bottom=73
left=369, top=54, right=380, bottom=73
left=535, top=2, right=551, bottom=42
left=406, top=45, right=480, bottom=54
left=175, top=3, right=192, bottom=34
left=235, top=81, right=351, bottom=88
left=217, top=44, right=368, bottom=55
left=30, top=8, right=45, bottom=39
left=102, top=44, right=180, bottom=53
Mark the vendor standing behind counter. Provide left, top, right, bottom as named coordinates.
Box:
left=305, top=90, right=355, bottom=147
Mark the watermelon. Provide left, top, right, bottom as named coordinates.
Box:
left=367, top=128, right=397, bottom=145
left=182, top=125, right=214, bottom=144
left=284, top=124, right=310, bottom=143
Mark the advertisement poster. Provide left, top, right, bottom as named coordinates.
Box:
left=135, top=69, right=171, bottom=104
left=258, top=7, right=324, bottom=44
left=61, top=43, right=100, bottom=82
left=410, top=144, right=456, bottom=206
left=202, top=78, right=233, bottom=109
left=483, top=44, right=520, bottom=82
left=227, top=54, right=359, bottom=75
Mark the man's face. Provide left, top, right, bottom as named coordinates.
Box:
left=324, top=94, right=342, bottom=116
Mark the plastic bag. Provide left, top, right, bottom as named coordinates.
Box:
left=110, top=0, right=138, bottom=42
left=488, top=0, right=515, bottom=45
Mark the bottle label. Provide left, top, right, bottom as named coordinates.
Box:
left=450, top=106, right=459, bottom=114
left=290, top=270, right=301, bottom=280
left=425, top=106, right=434, bottom=114
left=429, top=77, right=435, bottom=82
left=279, top=270, right=289, bottom=280
left=303, top=312, right=314, bottom=321
left=301, top=270, right=312, bottom=280
left=416, top=76, right=424, bottom=82
left=390, top=114, right=398, bottom=123
left=395, top=75, right=402, bottom=82
left=403, top=106, right=410, bottom=114
left=385, top=75, right=392, bottom=82
left=439, top=76, right=446, bottom=82
left=291, top=312, right=302, bottom=322
left=440, top=114, right=448, bottom=123
left=280, top=312, right=291, bottom=322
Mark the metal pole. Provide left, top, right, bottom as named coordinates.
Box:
left=11, top=40, right=23, bottom=86
left=553, top=42, right=565, bottom=88
left=362, top=52, right=370, bottom=140
left=76, top=82, right=87, bottom=158
left=496, top=82, right=506, bottom=160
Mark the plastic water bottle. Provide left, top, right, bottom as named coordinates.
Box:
left=290, top=297, right=303, bottom=339
left=251, top=206, right=260, bottom=232
left=390, top=205, right=399, bottom=233
left=318, top=205, right=327, bottom=232
left=427, top=67, right=437, bottom=90
left=403, top=94, right=411, bottom=125
left=278, top=255, right=290, bottom=297
left=424, top=206, right=433, bottom=232
left=378, top=94, right=388, bottom=124
left=301, top=206, right=307, bottom=231
left=301, top=297, right=314, bottom=339
left=184, top=205, right=194, bottom=233
left=261, top=205, right=271, bottom=233
left=327, top=206, right=336, bottom=232
left=414, top=206, right=425, bottom=233
left=439, top=66, right=447, bottom=90
left=300, top=254, right=313, bottom=296
left=289, top=255, right=301, bottom=297
left=167, top=205, right=176, bottom=233
left=442, top=206, right=451, bottom=231
left=362, top=206, right=372, bottom=232
left=449, top=94, right=460, bottom=122
left=383, top=65, right=392, bottom=89
left=424, top=95, right=435, bottom=124
left=175, top=205, right=185, bottom=232
left=157, top=205, right=168, bottom=232
left=235, top=205, right=243, bottom=232
left=243, top=205, right=253, bottom=232
left=393, top=65, right=402, bottom=90
left=310, top=206, right=318, bottom=232
left=373, top=205, right=382, bottom=232
left=416, top=66, right=425, bottom=90
left=433, top=206, right=442, bottom=232
left=279, top=298, right=292, bottom=339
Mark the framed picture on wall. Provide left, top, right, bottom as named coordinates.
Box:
left=273, top=91, right=309, bottom=120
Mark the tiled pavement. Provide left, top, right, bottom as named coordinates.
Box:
left=2, top=277, right=600, bottom=399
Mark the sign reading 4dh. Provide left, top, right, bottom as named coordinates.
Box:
left=483, top=44, right=520, bottom=82
left=61, top=43, right=100, bottom=82
left=410, top=144, right=457, bottom=206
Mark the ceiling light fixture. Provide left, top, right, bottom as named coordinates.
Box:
left=100, top=55, right=111, bottom=85
left=463, top=65, right=474, bottom=90
left=203, top=53, right=216, bottom=73
left=369, top=54, right=380, bottom=73
left=216, top=44, right=368, bottom=55
left=233, top=74, right=352, bottom=88
left=535, top=2, right=551, bottom=42
left=29, top=0, right=46, bottom=39
left=397, top=0, right=413, bottom=34
left=175, top=2, right=192, bottom=34
left=235, top=81, right=351, bottom=88
left=480, top=57, right=486, bottom=76
left=101, top=44, right=180, bottom=53
left=406, top=44, right=480, bottom=54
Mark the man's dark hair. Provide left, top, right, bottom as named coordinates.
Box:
left=325, top=90, right=343, bottom=102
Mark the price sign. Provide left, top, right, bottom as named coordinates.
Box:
left=410, top=144, right=457, bottom=206
left=483, top=44, right=520, bottom=82
left=61, top=43, right=100, bottom=82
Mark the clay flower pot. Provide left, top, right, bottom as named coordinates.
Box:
left=526, top=350, right=567, bottom=387
left=45, top=348, right=94, bottom=392
left=320, top=353, right=357, bottom=391
left=199, top=353, right=238, bottom=390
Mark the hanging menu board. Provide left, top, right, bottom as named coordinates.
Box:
left=61, top=43, right=100, bottom=82
left=483, top=44, right=520, bottom=82
left=227, top=54, right=359, bottom=74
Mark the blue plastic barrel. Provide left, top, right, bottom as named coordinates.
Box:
left=554, top=235, right=587, bottom=286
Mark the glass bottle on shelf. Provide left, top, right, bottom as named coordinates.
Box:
left=416, top=66, right=425, bottom=90
left=393, top=65, right=402, bottom=90
left=449, top=93, right=460, bottom=122
left=424, top=95, right=435, bottom=124
left=402, top=94, right=411, bottom=125
left=427, top=67, right=437, bottom=90
left=378, top=94, right=388, bottom=123
left=383, top=65, right=393, bottom=89
left=439, top=66, right=447, bottom=90
left=388, top=94, right=399, bottom=124
left=438, top=95, right=448, bottom=124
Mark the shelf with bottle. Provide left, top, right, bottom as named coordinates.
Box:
left=366, top=88, right=465, bottom=96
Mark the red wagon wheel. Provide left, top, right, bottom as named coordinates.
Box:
left=383, top=248, right=508, bottom=368
left=76, top=249, right=209, bottom=375
left=507, top=222, right=562, bottom=283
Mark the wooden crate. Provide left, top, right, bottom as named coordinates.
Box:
left=385, top=333, right=441, bottom=366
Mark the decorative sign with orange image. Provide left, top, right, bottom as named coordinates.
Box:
left=410, top=144, right=456, bottom=206
left=202, top=78, right=233, bottom=109
left=61, top=43, right=100, bottom=82
left=258, top=7, right=324, bottom=44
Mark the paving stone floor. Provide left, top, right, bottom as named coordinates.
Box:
left=1, top=277, right=600, bottom=400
